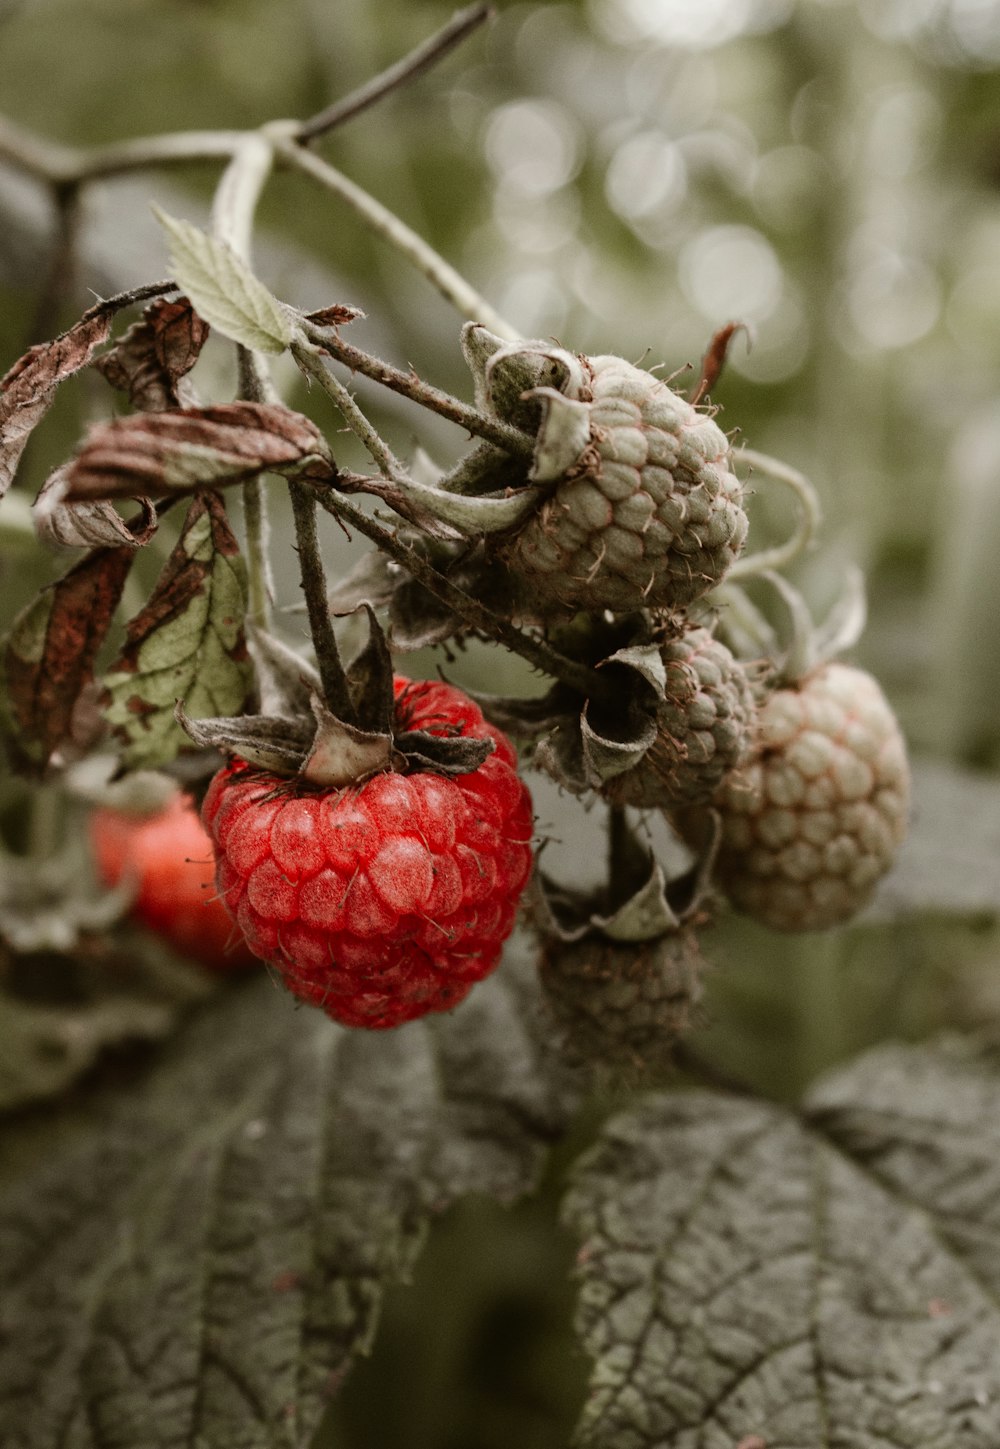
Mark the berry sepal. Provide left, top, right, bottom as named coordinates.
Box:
left=475, top=613, right=753, bottom=810
left=175, top=608, right=495, bottom=787
left=533, top=817, right=718, bottom=1083
left=534, top=809, right=719, bottom=947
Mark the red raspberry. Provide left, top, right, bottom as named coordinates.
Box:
left=201, top=678, right=534, bottom=1030
left=89, top=793, right=257, bottom=972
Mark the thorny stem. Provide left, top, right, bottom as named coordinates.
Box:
left=727, top=447, right=822, bottom=582
left=273, top=138, right=520, bottom=340
left=297, top=4, right=494, bottom=142
left=81, top=279, right=179, bottom=322
left=292, top=338, right=407, bottom=480
left=237, top=350, right=277, bottom=629
left=213, top=136, right=279, bottom=633
left=298, top=318, right=534, bottom=459
left=288, top=482, right=357, bottom=724
left=607, top=804, right=632, bottom=903
left=293, top=340, right=537, bottom=540
left=310, top=483, right=618, bottom=706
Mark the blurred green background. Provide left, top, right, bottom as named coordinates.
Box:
left=3, top=1, right=1000, bottom=1444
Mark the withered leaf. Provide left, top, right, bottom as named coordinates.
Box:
left=64, top=402, right=336, bottom=502
left=303, top=302, right=365, bottom=329
left=0, top=282, right=176, bottom=500
left=2, top=546, right=136, bottom=772
left=33, top=465, right=158, bottom=551
left=93, top=297, right=209, bottom=412
left=691, top=321, right=750, bottom=405
left=103, top=491, right=253, bottom=769
left=0, top=312, right=114, bottom=501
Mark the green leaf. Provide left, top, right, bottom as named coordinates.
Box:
left=103, top=491, right=252, bottom=768
left=563, top=1041, right=1000, bottom=1448
left=153, top=207, right=292, bottom=354
left=0, top=944, right=574, bottom=1448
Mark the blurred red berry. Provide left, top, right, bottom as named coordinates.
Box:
left=90, top=792, right=258, bottom=972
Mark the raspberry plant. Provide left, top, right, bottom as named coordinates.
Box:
left=1, top=7, right=1000, bottom=1448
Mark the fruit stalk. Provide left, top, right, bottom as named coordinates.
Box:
left=313, top=483, right=619, bottom=706
left=289, top=481, right=357, bottom=724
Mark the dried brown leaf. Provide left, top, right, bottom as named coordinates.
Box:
left=690, top=321, right=750, bottom=406
left=93, top=298, right=209, bottom=412
left=63, top=402, right=336, bottom=502
left=303, top=303, right=365, bottom=329
left=33, top=466, right=157, bottom=551
left=3, top=547, right=135, bottom=772
left=0, top=313, right=114, bottom=500
left=0, top=282, right=176, bottom=499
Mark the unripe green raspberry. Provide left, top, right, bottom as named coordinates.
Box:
left=602, top=625, right=755, bottom=809
left=708, top=663, right=910, bottom=931
left=500, top=354, right=748, bottom=613
left=539, top=929, right=704, bottom=1083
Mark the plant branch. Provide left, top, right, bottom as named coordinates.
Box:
left=273, top=138, right=520, bottom=340
left=210, top=132, right=275, bottom=260
left=212, top=136, right=280, bottom=634
left=236, top=349, right=278, bottom=629
left=289, top=482, right=357, bottom=723
left=297, top=4, right=494, bottom=142
left=292, top=338, right=406, bottom=480
left=607, top=804, right=632, bottom=902
left=297, top=318, right=534, bottom=458
left=0, top=113, right=245, bottom=185
left=310, top=483, right=617, bottom=705
left=82, top=279, right=179, bottom=321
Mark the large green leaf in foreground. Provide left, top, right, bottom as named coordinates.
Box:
left=0, top=946, right=573, bottom=1449
left=564, top=1040, right=1000, bottom=1448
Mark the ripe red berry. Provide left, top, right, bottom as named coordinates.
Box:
left=89, top=793, right=257, bottom=972
left=201, top=678, right=534, bottom=1030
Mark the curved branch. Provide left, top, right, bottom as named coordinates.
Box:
left=297, top=4, right=494, bottom=142
left=0, top=115, right=245, bottom=185
left=310, top=484, right=618, bottom=706
left=298, top=319, right=534, bottom=458
left=273, top=137, right=520, bottom=340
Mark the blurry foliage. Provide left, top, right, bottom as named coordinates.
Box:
left=5, top=1, right=1000, bottom=1445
